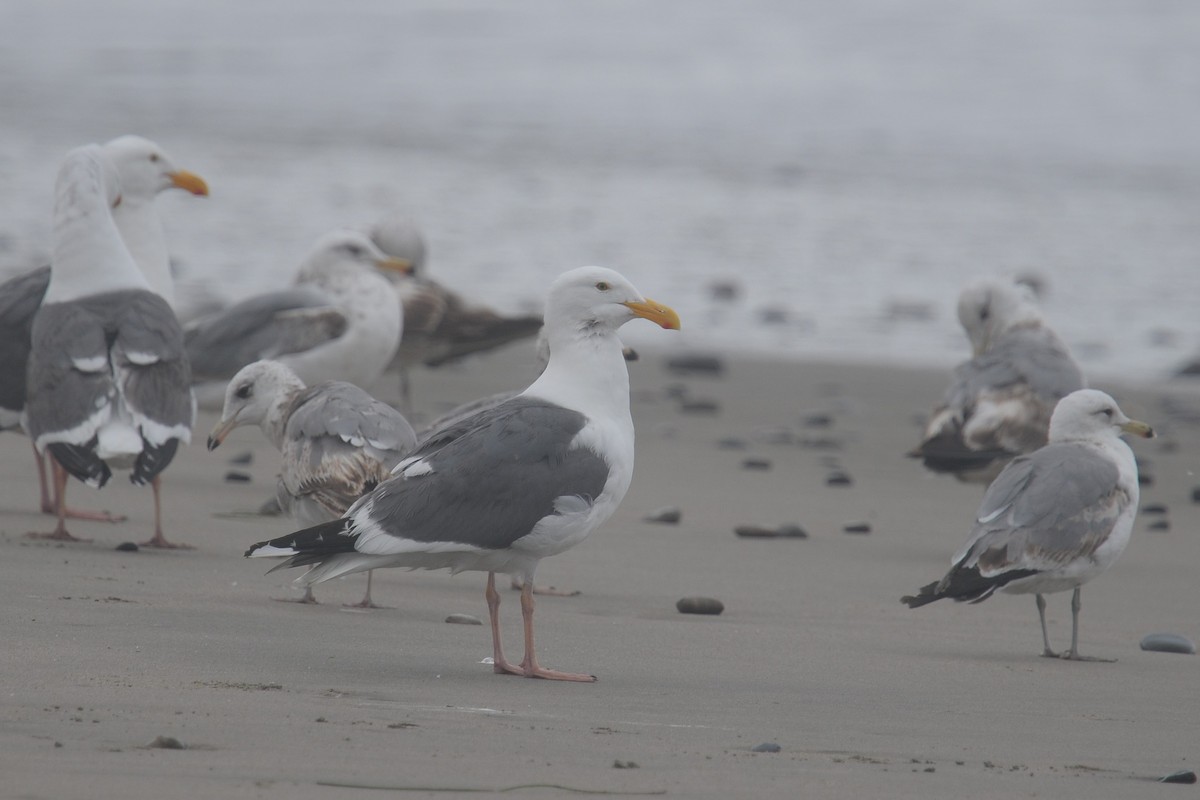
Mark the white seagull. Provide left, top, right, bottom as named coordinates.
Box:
left=909, top=278, right=1086, bottom=483
left=208, top=359, right=417, bottom=606
left=24, top=145, right=196, bottom=546
left=246, top=266, right=680, bottom=681
left=902, top=389, right=1154, bottom=661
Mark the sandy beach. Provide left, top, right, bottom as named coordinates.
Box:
left=3, top=343, right=1198, bottom=799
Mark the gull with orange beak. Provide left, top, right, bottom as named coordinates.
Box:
left=247, top=267, right=680, bottom=682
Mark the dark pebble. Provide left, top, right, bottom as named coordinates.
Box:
left=1137, top=473, right=1155, bottom=487
left=666, top=354, right=725, bottom=376
left=613, top=759, right=641, bottom=769
left=800, top=436, right=843, bottom=451
left=679, top=399, right=720, bottom=415
left=228, top=451, right=254, bottom=465
left=1139, top=633, right=1196, bottom=655
left=1160, top=770, right=1197, bottom=784
left=445, top=613, right=483, bottom=626
left=1192, top=487, right=1200, bottom=504
left=803, top=413, right=834, bottom=428
left=145, top=735, right=185, bottom=750
left=843, top=522, right=872, bottom=534
left=776, top=524, right=809, bottom=539
left=1147, top=519, right=1170, bottom=531
left=708, top=279, right=741, bottom=302
left=1141, top=503, right=1168, bottom=515
left=644, top=506, right=682, bottom=524
left=734, top=524, right=807, bottom=539
left=115, top=542, right=139, bottom=553
left=717, top=437, right=748, bottom=450
left=742, top=458, right=772, bottom=471
left=224, top=471, right=252, bottom=483
left=826, top=471, right=853, bottom=487
left=751, top=742, right=782, bottom=753
left=676, top=597, right=724, bottom=615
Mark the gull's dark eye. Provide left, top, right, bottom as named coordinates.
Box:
left=149, top=153, right=160, bottom=163
left=345, top=244, right=364, bottom=257
left=235, top=383, right=253, bottom=400
left=595, top=281, right=610, bottom=291
left=1099, top=407, right=1114, bottom=418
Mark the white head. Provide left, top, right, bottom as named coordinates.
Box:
left=368, top=214, right=427, bottom=276
left=208, top=360, right=307, bottom=450
left=956, top=279, right=1042, bottom=357
left=101, top=135, right=209, bottom=204
left=541, top=266, right=680, bottom=347
left=1048, top=389, right=1154, bottom=444
left=296, top=229, right=414, bottom=282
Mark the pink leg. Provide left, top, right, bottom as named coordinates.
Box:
left=343, top=570, right=386, bottom=609
left=35, top=446, right=125, bottom=522
left=513, top=581, right=596, bottom=682
left=139, top=476, right=194, bottom=549
left=486, top=572, right=523, bottom=676
left=26, top=460, right=92, bottom=542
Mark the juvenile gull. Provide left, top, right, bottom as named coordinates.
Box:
left=246, top=266, right=680, bottom=681
left=0, top=137, right=206, bottom=527
left=902, top=389, right=1153, bottom=660
left=185, top=230, right=411, bottom=404
left=25, top=146, right=195, bottom=545
left=208, top=360, right=417, bottom=606
left=909, top=279, right=1086, bottom=484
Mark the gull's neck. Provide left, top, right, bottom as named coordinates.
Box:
left=263, top=383, right=306, bottom=451
left=113, top=195, right=175, bottom=306
left=523, top=325, right=631, bottom=426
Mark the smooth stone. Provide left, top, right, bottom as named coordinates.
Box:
left=1139, top=633, right=1196, bottom=655
left=708, top=279, right=741, bottom=302
left=1191, top=487, right=1200, bottom=504
left=114, top=542, right=139, bottom=553
left=228, top=451, right=253, bottom=465
left=666, top=354, right=725, bottom=376
left=445, top=613, right=483, bottom=626
left=717, top=437, right=748, bottom=450
left=843, top=522, right=872, bottom=534
left=613, top=759, right=641, bottom=769
left=751, top=742, right=782, bottom=753
left=1159, top=770, right=1197, bottom=784
left=803, top=413, right=834, bottom=428
left=826, top=471, right=853, bottom=487
left=1141, top=503, right=1168, bottom=515
left=1137, top=473, right=1155, bottom=487
left=676, top=597, right=724, bottom=615
left=742, top=458, right=772, bottom=471
left=679, top=399, right=720, bottom=414
left=776, top=524, right=809, bottom=539
left=735, top=525, right=779, bottom=539
left=145, top=735, right=185, bottom=750
left=644, top=506, right=682, bottom=524
left=223, top=471, right=252, bottom=484
left=1147, top=519, right=1170, bottom=531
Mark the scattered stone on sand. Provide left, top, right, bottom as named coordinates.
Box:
left=1139, top=633, right=1196, bottom=655
left=708, top=279, right=741, bottom=302
left=613, top=759, right=641, bottom=769
left=228, top=451, right=253, bottom=465
left=776, top=524, right=808, bottom=539
left=144, top=736, right=185, bottom=750
left=826, top=471, right=853, bottom=487
left=1159, top=770, right=1198, bottom=784
left=114, top=542, right=139, bottom=553
left=644, top=506, right=682, bottom=524
left=1147, top=519, right=1170, bottom=531
left=223, top=471, right=252, bottom=484
left=803, top=413, right=834, bottom=428
left=751, top=742, right=782, bottom=753
left=445, top=613, right=483, bottom=626
left=1137, top=473, right=1155, bottom=487
left=843, top=522, right=872, bottom=535
left=1141, top=503, right=1168, bottom=515
left=666, top=354, right=725, bottom=376
left=717, top=437, right=748, bottom=450
left=742, top=458, right=772, bottom=471
left=679, top=398, right=721, bottom=415
left=735, top=524, right=807, bottom=539
left=676, top=597, right=724, bottom=615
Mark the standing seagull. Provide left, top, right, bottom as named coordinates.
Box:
left=0, top=136, right=207, bottom=522
left=909, top=279, right=1085, bottom=483
left=24, top=146, right=196, bottom=545
left=902, top=389, right=1153, bottom=661
left=247, top=266, right=680, bottom=681
left=208, top=360, right=417, bottom=606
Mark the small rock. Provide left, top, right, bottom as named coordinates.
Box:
left=1191, top=486, right=1200, bottom=504
left=1147, top=519, right=1170, bottom=531
left=708, top=280, right=741, bottom=302
left=644, top=506, right=682, bottom=524
left=666, top=354, right=725, bottom=376
left=445, top=613, right=483, bottom=626
left=1160, top=770, right=1197, bottom=784
left=145, top=735, right=185, bottom=750
left=742, top=458, right=772, bottom=471
left=734, top=524, right=807, bottom=539
left=1139, top=633, right=1196, bottom=655
left=679, top=399, right=720, bottom=415
left=751, top=742, right=782, bottom=753
left=843, top=522, right=872, bottom=535
left=802, top=413, right=834, bottom=428
left=613, top=759, right=641, bottom=769
left=676, top=597, right=724, bottom=615
left=1137, top=473, right=1155, bottom=487
left=776, top=524, right=809, bottom=539
left=228, top=451, right=254, bottom=465
left=223, top=471, right=252, bottom=484
left=1141, top=503, right=1168, bottom=515
left=114, top=542, right=139, bottom=553
left=716, top=437, right=748, bottom=450
left=826, top=471, right=853, bottom=487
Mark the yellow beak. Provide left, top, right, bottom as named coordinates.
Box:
left=169, top=170, right=210, bottom=197
left=1120, top=419, right=1155, bottom=439
left=624, top=297, right=681, bottom=330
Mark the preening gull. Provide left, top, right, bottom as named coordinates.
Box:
left=902, top=389, right=1153, bottom=660
left=185, top=230, right=411, bottom=406
left=208, top=360, right=417, bottom=606
left=24, top=146, right=196, bottom=545
left=909, top=279, right=1085, bottom=483
left=247, top=266, right=680, bottom=681
left=0, top=136, right=206, bottom=527
left=367, top=216, right=543, bottom=408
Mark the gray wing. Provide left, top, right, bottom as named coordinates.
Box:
left=185, top=288, right=347, bottom=380
left=0, top=265, right=50, bottom=420
left=954, top=443, right=1126, bottom=575
left=360, top=397, right=611, bottom=550
left=416, top=389, right=519, bottom=442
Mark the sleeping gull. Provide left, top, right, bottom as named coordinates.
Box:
left=246, top=266, right=680, bottom=681
left=24, top=145, right=195, bottom=545
left=909, top=278, right=1085, bottom=483
left=185, top=230, right=411, bottom=406
left=368, top=216, right=543, bottom=408
left=208, top=359, right=417, bottom=607
left=0, top=136, right=206, bottom=527
left=902, top=389, right=1153, bottom=660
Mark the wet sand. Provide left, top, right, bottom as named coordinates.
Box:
left=3, top=345, right=1198, bottom=798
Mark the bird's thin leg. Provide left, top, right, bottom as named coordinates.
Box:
left=486, top=572, right=522, bottom=676
left=27, top=460, right=92, bottom=542
left=516, top=580, right=596, bottom=683
left=139, top=476, right=193, bottom=549
left=35, top=444, right=52, bottom=515
left=1036, top=594, right=1058, bottom=658
left=1061, top=587, right=1115, bottom=663
left=37, top=447, right=125, bottom=522
left=344, top=570, right=386, bottom=609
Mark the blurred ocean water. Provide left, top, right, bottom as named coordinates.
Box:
left=1, top=0, right=1197, bottom=381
